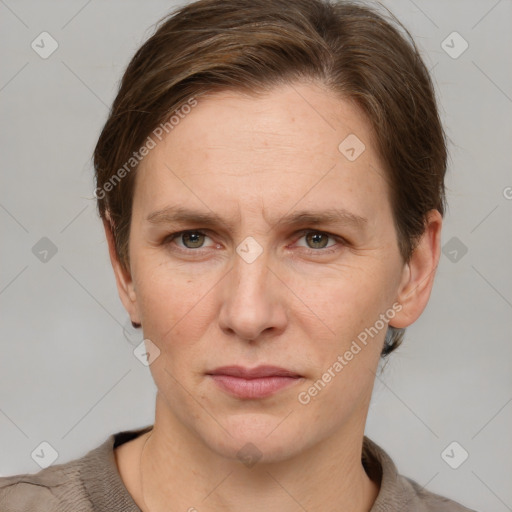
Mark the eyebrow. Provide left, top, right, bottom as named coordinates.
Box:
left=146, top=205, right=367, bottom=231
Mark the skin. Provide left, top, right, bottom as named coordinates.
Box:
left=106, top=81, right=442, bottom=512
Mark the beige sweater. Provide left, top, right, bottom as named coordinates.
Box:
left=0, top=425, right=477, bottom=511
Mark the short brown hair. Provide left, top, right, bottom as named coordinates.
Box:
left=93, top=0, right=447, bottom=356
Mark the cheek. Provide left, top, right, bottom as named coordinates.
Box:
left=294, top=272, right=387, bottom=416
left=295, top=264, right=393, bottom=332
left=135, top=262, right=214, bottom=347
left=289, top=263, right=398, bottom=388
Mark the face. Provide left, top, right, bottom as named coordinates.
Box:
left=108, top=82, right=440, bottom=462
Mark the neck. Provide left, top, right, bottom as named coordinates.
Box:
left=138, top=398, right=379, bottom=512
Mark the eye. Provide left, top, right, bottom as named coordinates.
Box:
left=294, top=230, right=342, bottom=254
left=164, top=230, right=215, bottom=250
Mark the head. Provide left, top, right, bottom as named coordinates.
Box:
left=94, top=0, right=446, bottom=461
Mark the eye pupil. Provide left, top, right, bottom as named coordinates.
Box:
left=306, top=232, right=328, bottom=249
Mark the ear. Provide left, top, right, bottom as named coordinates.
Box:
left=389, top=209, right=442, bottom=328
left=102, top=218, right=141, bottom=326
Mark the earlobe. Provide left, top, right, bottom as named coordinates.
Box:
left=102, top=218, right=141, bottom=325
left=389, top=210, right=442, bottom=329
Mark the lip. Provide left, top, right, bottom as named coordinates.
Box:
left=207, top=365, right=303, bottom=399
left=208, top=365, right=302, bottom=379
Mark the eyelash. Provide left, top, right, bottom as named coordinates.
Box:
left=162, top=229, right=345, bottom=257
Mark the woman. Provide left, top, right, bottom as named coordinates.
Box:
left=0, top=0, right=479, bottom=510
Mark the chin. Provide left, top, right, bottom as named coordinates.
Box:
left=200, top=413, right=309, bottom=464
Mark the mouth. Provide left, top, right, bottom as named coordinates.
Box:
left=206, top=365, right=303, bottom=399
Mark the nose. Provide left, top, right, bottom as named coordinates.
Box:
left=217, top=247, right=288, bottom=342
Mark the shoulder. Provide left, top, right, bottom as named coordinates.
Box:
left=397, top=474, right=479, bottom=512
left=0, top=426, right=151, bottom=512
left=363, top=436, right=479, bottom=512
left=0, top=457, right=90, bottom=512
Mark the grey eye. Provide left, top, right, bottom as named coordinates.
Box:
left=181, top=231, right=206, bottom=248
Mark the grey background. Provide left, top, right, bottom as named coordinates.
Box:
left=0, top=0, right=511, bottom=510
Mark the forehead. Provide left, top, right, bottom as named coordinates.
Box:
left=157, top=83, right=377, bottom=168
left=134, top=82, right=390, bottom=224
